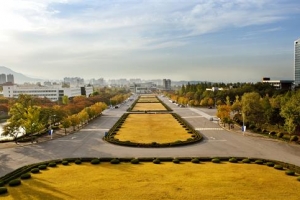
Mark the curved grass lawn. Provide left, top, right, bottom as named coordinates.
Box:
left=132, top=103, right=166, bottom=111
left=115, top=114, right=191, bottom=143
left=2, top=162, right=299, bottom=200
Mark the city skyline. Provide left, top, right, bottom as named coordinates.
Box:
left=0, top=1, right=300, bottom=82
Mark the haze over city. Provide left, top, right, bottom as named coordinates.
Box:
left=0, top=0, right=300, bottom=82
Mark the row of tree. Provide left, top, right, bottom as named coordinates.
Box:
left=3, top=88, right=131, bottom=140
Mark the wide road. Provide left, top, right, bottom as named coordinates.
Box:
left=1, top=96, right=300, bottom=177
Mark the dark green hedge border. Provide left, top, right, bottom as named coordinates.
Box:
left=127, top=95, right=173, bottom=112
left=0, top=156, right=299, bottom=195
left=103, top=113, right=203, bottom=148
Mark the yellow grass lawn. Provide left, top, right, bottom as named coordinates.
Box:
left=3, top=162, right=299, bottom=200
left=132, top=103, right=166, bottom=111
left=115, top=114, right=191, bottom=143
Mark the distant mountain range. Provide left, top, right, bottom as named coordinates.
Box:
left=0, top=66, right=43, bottom=84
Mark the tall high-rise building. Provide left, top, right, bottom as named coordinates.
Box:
left=7, top=74, right=14, bottom=83
left=0, top=74, right=6, bottom=84
left=295, top=38, right=300, bottom=86
left=163, top=79, right=171, bottom=90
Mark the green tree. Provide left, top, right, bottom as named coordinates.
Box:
left=241, top=92, right=264, bottom=128
left=60, top=117, right=71, bottom=135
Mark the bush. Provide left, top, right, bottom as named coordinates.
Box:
left=0, top=187, right=8, bottom=195
left=0, top=181, right=4, bottom=187
left=31, top=168, right=40, bottom=174
left=191, top=158, right=200, bottom=164
left=242, top=159, right=251, bottom=163
left=173, top=158, right=180, bottom=164
left=255, top=160, right=264, bottom=165
left=277, top=132, right=284, bottom=138
left=91, top=159, right=100, bottom=165
left=20, top=173, right=31, bottom=180
left=48, top=162, right=57, bottom=167
left=274, top=165, right=283, bottom=170
left=229, top=158, right=238, bottom=163
left=290, top=135, right=299, bottom=142
left=131, top=158, right=139, bottom=164
left=266, top=162, right=274, bottom=167
left=212, top=158, right=220, bottom=163
left=153, top=159, right=161, bottom=164
left=110, top=158, right=120, bottom=164
left=269, top=131, right=276, bottom=136
left=38, top=165, right=47, bottom=170
left=62, top=160, right=69, bottom=165
left=285, top=170, right=295, bottom=176
left=9, top=179, right=21, bottom=187
left=75, top=159, right=82, bottom=165
left=297, top=176, right=300, bottom=182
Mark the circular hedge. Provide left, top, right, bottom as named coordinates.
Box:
left=110, top=158, right=120, bottom=164
left=62, top=161, right=69, bottom=166
left=229, top=158, right=238, bottom=163
left=75, top=159, right=82, bottom=165
left=297, top=176, right=300, bottom=182
left=153, top=159, right=161, bottom=164
left=266, top=162, right=274, bottom=167
left=255, top=160, right=264, bottom=165
left=0, top=187, right=8, bottom=195
left=285, top=170, right=295, bottom=176
left=31, top=168, right=40, bottom=174
left=172, top=158, right=180, bottom=164
left=0, top=181, right=4, bottom=187
left=9, top=179, right=21, bottom=187
left=91, top=159, right=100, bottom=165
left=212, top=158, right=221, bottom=163
left=274, top=165, right=283, bottom=170
left=38, top=165, right=47, bottom=170
left=242, top=158, right=251, bottom=163
left=48, top=162, right=57, bottom=167
left=131, top=158, right=139, bottom=164
left=191, top=158, right=200, bottom=164
left=20, top=173, right=31, bottom=180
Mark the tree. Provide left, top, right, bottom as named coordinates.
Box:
left=69, top=114, right=80, bottom=131
left=217, top=105, right=231, bottom=128
left=241, top=92, right=264, bottom=128
left=60, top=117, right=71, bottom=135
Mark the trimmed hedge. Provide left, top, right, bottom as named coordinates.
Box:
left=48, top=162, right=57, bottom=167
left=9, top=179, right=21, bottom=187
left=0, top=181, right=4, bottom=187
left=191, top=158, right=200, bottom=164
left=173, top=158, right=180, bottom=164
left=212, top=158, right=221, bottom=163
left=75, top=159, right=82, bottom=165
left=290, top=135, right=298, bottom=142
left=274, top=165, right=283, bottom=170
left=20, top=173, right=31, bottom=180
left=153, top=159, right=161, bottom=164
left=255, top=160, right=264, bottom=165
left=242, top=159, right=251, bottom=163
left=38, top=165, right=47, bottom=170
left=229, top=158, right=238, bottom=163
left=297, top=176, right=300, bottom=182
left=110, top=158, right=120, bottom=164
left=91, top=159, right=100, bottom=165
left=0, top=187, right=8, bottom=195
left=285, top=170, right=295, bottom=176
left=31, top=168, right=40, bottom=174
left=62, top=161, right=69, bottom=166
left=131, top=158, right=140, bottom=164
left=266, top=162, right=274, bottom=167
left=277, top=132, right=284, bottom=138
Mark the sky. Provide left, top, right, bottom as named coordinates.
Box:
left=0, top=0, right=300, bottom=82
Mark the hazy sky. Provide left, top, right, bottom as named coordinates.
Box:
left=0, top=0, right=300, bottom=82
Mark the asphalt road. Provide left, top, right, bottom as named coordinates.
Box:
left=1, top=96, right=300, bottom=177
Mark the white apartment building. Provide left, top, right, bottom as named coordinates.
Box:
left=2, top=84, right=93, bottom=101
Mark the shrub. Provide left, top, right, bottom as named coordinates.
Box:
left=285, top=170, right=295, bottom=176
left=9, top=179, right=21, bottom=187
left=297, top=176, right=300, bottom=182
left=31, top=168, right=40, bottom=174
left=91, top=159, right=100, bottom=165
left=0, top=181, right=4, bottom=187
left=277, top=132, right=284, bottom=138
left=75, top=159, right=82, bottom=165
left=266, top=162, right=274, bottom=167
left=48, top=162, right=57, bottom=167
left=242, top=159, right=251, bottom=163
left=0, top=187, right=8, bottom=195
left=191, top=158, right=200, bottom=164
left=212, top=158, right=220, bottom=163
left=20, top=173, right=31, bottom=180
left=62, top=160, right=69, bottom=165
left=290, top=135, right=298, bottom=142
left=269, top=131, right=276, bottom=136
left=255, top=160, right=264, bottom=165
left=110, top=158, right=120, bottom=164
left=153, top=159, right=161, bottom=164
left=131, top=158, right=139, bottom=164
left=229, top=158, right=238, bottom=163
left=274, top=165, right=283, bottom=170
left=173, top=158, right=180, bottom=164
left=38, top=164, right=47, bottom=170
